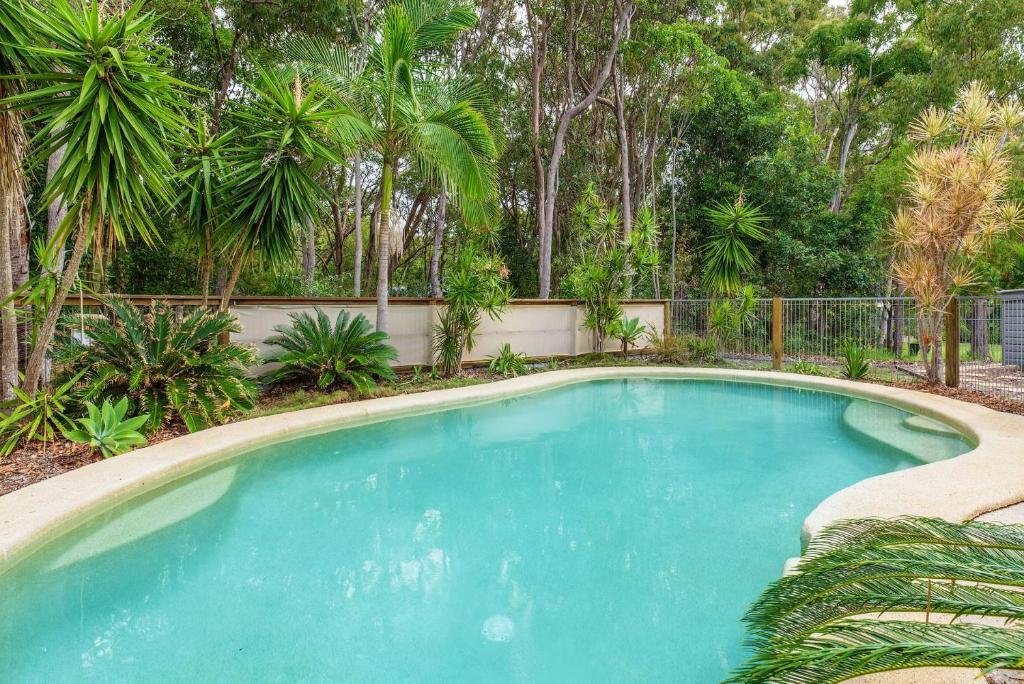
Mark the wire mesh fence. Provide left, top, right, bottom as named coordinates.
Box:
left=670, top=295, right=1024, bottom=403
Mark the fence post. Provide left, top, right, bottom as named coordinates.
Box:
left=663, top=301, right=671, bottom=338
left=772, top=297, right=783, bottom=370
left=945, top=297, right=960, bottom=387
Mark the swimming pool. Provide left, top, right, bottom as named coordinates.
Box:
left=0, top=378, right=970, bottom=681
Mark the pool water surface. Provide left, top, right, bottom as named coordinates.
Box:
left=0, top=379, right=970, bottom=681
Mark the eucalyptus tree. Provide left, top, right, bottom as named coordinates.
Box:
left=7, top=0, right=190, bottom=395
left=217, top=67, right=366, bottom=310
left=287, top=0, right=500, bottom=333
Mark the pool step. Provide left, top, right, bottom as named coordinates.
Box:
left=841, top=401, right=966, bottom=464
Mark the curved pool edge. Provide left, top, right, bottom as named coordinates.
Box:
left=0, top=367, right=1020, bottom=574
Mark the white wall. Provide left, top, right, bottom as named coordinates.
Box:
left=231, top=301, right=666, bottom=367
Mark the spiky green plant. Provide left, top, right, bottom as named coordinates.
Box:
left=611, top=316, right=647, bottom=358
left=702, top=193, right=769, bottom=296
left=728, top=517, right=1024, bottom=683
left=52, top=297, right=257, bottom=432
left=487, top=343, right=528, bottom=377
left=65, top=397, right=148, bottom=458
left=841, top=341, right=871, bottom=379
left=0, top=370, right=83, bottom=457
left=261, top=308, right=397, bottom=393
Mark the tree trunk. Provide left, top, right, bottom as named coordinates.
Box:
left=201, top=228, right=212, bottom=307
left=970, top=299, right=991, bottom=361
left=46, top=142, right=68, bottom=273
left=302, top=214, right=315, bottom=292
left=830, top=120, right=858, bottom=214
left=614, top=65, right=633, bottom=297
left=0, top=193, right=18, bottom=399
left=376, top=159, right=394, bottom=333
left=429, top=190, right=446, bottom=298
left=218, top=251, right=246, bottom=313
left=352, top=153, right=363, bottom=296
left=23, top=209, right=93, bottom=394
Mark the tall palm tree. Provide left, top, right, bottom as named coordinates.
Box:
left=6, top=0, right=189, bottom=394
left=0, top=0, right=34, bottom=398
left=287, top=0, right=500, bottom=333
left=216, top=67, right=367, bottom=309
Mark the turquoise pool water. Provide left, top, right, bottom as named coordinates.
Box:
left=0, top=379, right=970, bottom=682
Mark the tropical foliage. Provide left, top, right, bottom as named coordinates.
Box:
left=262, top=308, right=397, bottom=393
left=65, top=398, right=148, bottom=458
left=0, top=371, right=82, bottom=456
left=52, top=298, right=257, bottom=432
left=729, top=517, right=1024, bottom=683
left=487, top=343, right=529, bottom=377
left=708, top=285, right=758, bottom=350
left=841, top=342, right=871, bottom=379
left=432, top=244, right=510, bottom=376
left=610, top=316, right=647, bottom=358
left=701, top=194, right=769, bottom=296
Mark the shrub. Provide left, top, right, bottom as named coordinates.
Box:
left=789, top=359, right=825, bottom=376
left=0, top=371, right=82, bottom=456
left=648, top=330, right=688, bottom=364
left=729, top=517, right=1024, bottom=682
left=262, top=308, right=397, bottom=393
left=841, top=341, right=871, bottom=379
left=65, top=398, right=148, bottom=458
left=487, top=344, right=529, bottom=377
left=684, top=335, right=720, bottom=364
left=52, top=297, right=257, bottom=432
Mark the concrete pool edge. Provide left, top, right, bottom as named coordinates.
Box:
left=0, top=367, right=1020, bottom=574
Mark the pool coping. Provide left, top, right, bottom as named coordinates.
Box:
left=1, top=367, right=1022, bottom=573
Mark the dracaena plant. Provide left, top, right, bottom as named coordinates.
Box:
left=261, top=308, right=397, bottom=394
left=728, top=517, right=1024, bottom=683
left=51, top=297, right=257, bottom=432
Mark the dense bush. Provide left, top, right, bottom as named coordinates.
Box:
left=487, top=343, right=529, bottom=377
left=262, top=308, right=397, bottom=393
left=53, top=298, right=257, bottom=432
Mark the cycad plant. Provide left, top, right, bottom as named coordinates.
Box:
left=286, top=0, right=500, bottom=333
left=729, top=517, right=1024, bottom=683
left=52, top=298, right=257, bottom=432
left=891, top=83, right=1024, bottom=383
left=6, top=0, right=189, bottom=393
left=702, top=192, right=769, bottom=297
left=262, top=308, right=397, bottom=393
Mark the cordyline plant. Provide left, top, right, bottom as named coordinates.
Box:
left=891, top=83, right=1024, bottom=383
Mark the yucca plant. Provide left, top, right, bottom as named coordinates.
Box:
left=261, top=308, right=397, bottom=393
left=65, top=397, right=148, bottom=458
left=51, top=297, right=257, bottom=432
left=487, top=343, right=528, bottom=377
left=729, top=517, right=1024, bottom=683
left=702, top=192, right=769, bottom=296
left=891, top=83, right=1024, bottom=383
left=6, top=0, right=189, bottom=394
left=841, top=341, right=871, bottom=379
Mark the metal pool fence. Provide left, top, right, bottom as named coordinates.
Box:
left=670, top=295, right=1024, bottom=403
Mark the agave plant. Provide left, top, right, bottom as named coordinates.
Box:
left=261, top=308, right=397, bottom=393
left=728, top=517, right=1024, bottom=683
left=65, top=397, right=148, bottom=458
left=52, top=297, right=257, bottom=432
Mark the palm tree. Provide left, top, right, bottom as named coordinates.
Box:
left=729, top=517, right=1024, bottom=683
left=0, top=0, right=36, bottom=398
left=216, top=67, right=366, bottom=310
left=6, top=0, right=189, bottom=394
left=287, top=0, right=500, bottom=334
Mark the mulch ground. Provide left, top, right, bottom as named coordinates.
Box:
left=2, top=367, right=1021, bottom=498
left=0, top=424, right=188, bottom=497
